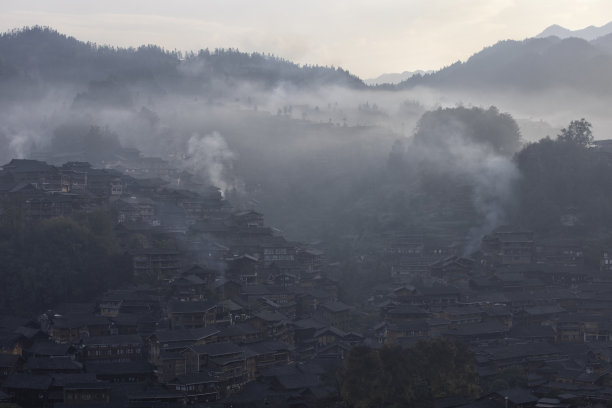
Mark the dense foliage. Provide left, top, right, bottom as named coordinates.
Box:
left=0, top=210, right=132, bottom=315
left=412, top=106, right=522, bottom=156
left=513, top=119, right=612, bottom=232
left=0, top=26, right=365, bottom=95
left=339, top=339, right=480, bottom=408
left=326, top=106, right=521, bottom=243
left=397, top=36, right=612, bottom=93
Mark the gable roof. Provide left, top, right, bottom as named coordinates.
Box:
left=82, top=334, right=143, bottom=346
left=85, top=361, right=154, bottom=375
left=1, top=159, right=55, bottom=173
left=153, top=327, right=220, bottom=343
left=252, top=311, right=289, bottom=323
left=314, top=326, right=346, bottom=338
left=24, top=357, right=83, bottom=372
left=168, top=372, right=218, bottom=385
left=187, top=342, right=243, bottom=357
left=319, top=301, right=351, bottom=313
left=2, top=373, right=53, bottom=390
left=168, top=301, right=216, bottom=314
left=244, top=340, right=290, bottom=356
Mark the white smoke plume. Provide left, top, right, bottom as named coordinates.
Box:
left=184, top=131, right=240, bottom=195
left=465, top=154, right=519, bottom=254
left=401, top=110, right=521, bottom=255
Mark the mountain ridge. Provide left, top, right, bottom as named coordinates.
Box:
left=536, top=21, right=612, bottom=41
left=364, top=70, right=433, bottom=85
left=396, top=34, right=612, bottom=93
left=0, top=26, right=366, bottom=91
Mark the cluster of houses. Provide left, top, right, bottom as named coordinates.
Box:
left=3, top=157, right=612, bottom=407
left=371, top=225, right=612, bottom=408
left=0, top=158, right=351, bottom=407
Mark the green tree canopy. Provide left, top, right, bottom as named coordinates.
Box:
left=340, top=338, right=480, bottom=408
left=557, top=118, right=593, bottom=146
left=513, top=118, right=612, bottom=231
left=0, top=212, right=132, bottom=315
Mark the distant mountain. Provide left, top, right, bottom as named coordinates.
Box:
left=536, top=22, right=612, bottom=41
left=0, top=26, right=366, bottom=94
left=398, top=35, right=612, bottom=93
left=364, top=70, right=432, bottom=85
left=590, top=32, right=612, bottom=54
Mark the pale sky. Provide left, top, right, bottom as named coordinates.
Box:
left=1, top=0, right=612, bottom=78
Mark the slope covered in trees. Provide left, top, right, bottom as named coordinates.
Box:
left=0, top=26, right=365, bottom=98
left=512, top=119, right=612, bottom=233
left=340, top=339, right=480, bottom=408
left=396, top=36, right=612, bottom=94
left=0, top=210, right=132, bottom=315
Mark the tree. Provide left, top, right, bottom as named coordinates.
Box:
left=339, top=339, right=480, bottom=408
left=557, top=118, right=593, bottom=146
left=512, top=118, right=612, bottom=231
left=412, top=338, right=481, bottom=399
left=340, top=346, right=388, bottom=408
left=412, top=106, right=522, bottom=157
left=0, top=211, right=132, bottom=315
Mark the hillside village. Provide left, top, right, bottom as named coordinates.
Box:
left=4, top=149, right=612, bottom=408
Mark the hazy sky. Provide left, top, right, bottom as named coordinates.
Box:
left=2, top=0, right=612, bottom=78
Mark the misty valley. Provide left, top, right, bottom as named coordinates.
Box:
left=2, top=26, right=612, bottom=408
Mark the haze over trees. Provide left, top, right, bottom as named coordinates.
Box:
left=0, top=210, right=131, bottom=315
left=512, top=118, right=612, bottom=234
left=340, top=339, right=480, bottom=408
left=396, top=35, right=612, bottom=94
left=1, top=26, right=611, bottom=249
left=3, top=22, right=612, bottom=408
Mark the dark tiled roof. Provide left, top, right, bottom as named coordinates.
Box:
left=2, top=373, right=53, bottom=390
left=24, top=357, right=83, bottom=371
left=292, top=318, right=327, bottom=330
left=15, top=326, right=40, bottom=339
left=0, top=353, right=20, bottom=367
left=1, top=159, right=55, bottom=173
left=386, top=304, right=430, bottom=316
left=313, top=326, right=346, bottom=338
left=27, top=341, right=73, bottom=357
left=188, top=342, right=243, bottom=357
left=510, top=324, right=555, bottom=339
left=154, top=327, right=220, bottom=343
left=215, top=322, right=259, bottom=337
left=252, top=311, right=289, bottom=323
left=245, top=340, right=290, bottom=356
left=49, top=373, right=98, bottom=387
left=0, top=315, right=35, bottom=331
left=320, top=301, right=352, bottom=313
left=52, top=314, right=108, bottom=329
left=167, top=301, right=216, bottom=314
left=445, top=321, right=508, bottom=337
left=82, top=334, right=143, bottom=346
left=415, top=284, right=460, bottom=296
left=169, top=372, right=218, bottom=385
left=86, top=361, right=154, bottom=375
